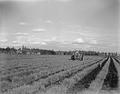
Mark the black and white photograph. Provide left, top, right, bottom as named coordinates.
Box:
left=0, top=0, right=119, bottom=94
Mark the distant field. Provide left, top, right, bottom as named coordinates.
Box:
left=0, top=54, right=120, bottom=94
left=0, top=54, right=102, bottom=75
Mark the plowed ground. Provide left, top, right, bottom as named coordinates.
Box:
left=0, top=54, right=120, bottom=94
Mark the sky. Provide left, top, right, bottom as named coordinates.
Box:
left=0, top=0, right=119, bottom=52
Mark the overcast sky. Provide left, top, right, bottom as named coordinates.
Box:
left=0, top=0, right=119, bottom=52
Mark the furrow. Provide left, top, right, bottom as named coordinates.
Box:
left=66, top=57, right=108, bottom=94
left=44, top=58, right=105, bottom=88
left=102, top=57, right=119, bottom=90
left=0, top=58, right=104, bottom=93
left=113, top=58, right=120, bottom=91
left=88, top=57, right=110, bottom=93
left=114, top=58, right=120, bottom=65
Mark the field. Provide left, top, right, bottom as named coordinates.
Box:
left=0, top=54, right=120, bottom=94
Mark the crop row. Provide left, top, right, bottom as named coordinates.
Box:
left=2, top=58, right=106, bottom=94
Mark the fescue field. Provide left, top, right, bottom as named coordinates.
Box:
left=0, top=54, right=120, bottom=94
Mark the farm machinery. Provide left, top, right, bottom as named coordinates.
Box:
left=71, top=50, right=84, bottom=61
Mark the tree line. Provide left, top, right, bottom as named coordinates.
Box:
left=0, top=46, right=118, bottom=56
